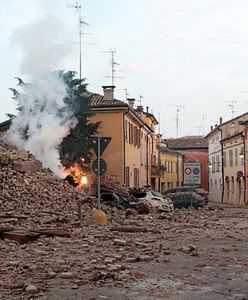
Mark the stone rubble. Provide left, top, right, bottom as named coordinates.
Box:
left=1, top=136, right=248, bottom=299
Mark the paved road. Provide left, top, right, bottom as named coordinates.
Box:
left=1, top=203, right=248, bottom=299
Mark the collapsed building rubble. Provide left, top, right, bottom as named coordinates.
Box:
left=0, top=136, right=85, bottom=226
left=1, top=135, right=248, bottom=299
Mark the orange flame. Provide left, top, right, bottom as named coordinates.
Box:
left=64, top=163, right=87, bottom=189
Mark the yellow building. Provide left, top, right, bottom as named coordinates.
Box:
left=159, top=146, right=183, bottom=193
left=220, top=113, right=248, bottom=204
left=86, top=86, right=159, bottom=189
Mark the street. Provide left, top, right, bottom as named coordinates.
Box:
left=1, top=203, right=248, bottom=300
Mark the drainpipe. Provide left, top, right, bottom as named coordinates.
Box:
left=218, top=127, right=224, bottom=203
left=241, top=130, right=246, bottom=203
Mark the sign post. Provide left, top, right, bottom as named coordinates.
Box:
left=97, top=136, right=101, bottom=209
left=89, top=137, right=112, bottom=209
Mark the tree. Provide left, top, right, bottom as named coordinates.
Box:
left=58, top=70, right=100, bottom=168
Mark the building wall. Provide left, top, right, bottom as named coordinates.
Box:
left=223, top=137, right=245, bottom=204
left=183, top=150, right=209, bottom=190
left=90, top=111, right=124, bottom=184
left=160, top=151, right=182, bottom=193
left=90, top=108, right=154, bottom=189
left=245, top=130, right=248, bottom=203
left=124, top=114, right=144, bottom=188
left=207, top=129, right=223, bottom=202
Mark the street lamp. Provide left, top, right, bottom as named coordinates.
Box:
left=239, top=152, right=244, bottom=159
left=207, top=161, right=213, bottom=169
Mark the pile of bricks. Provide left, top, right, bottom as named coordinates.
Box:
left=0, top=136, right=88, bottom=227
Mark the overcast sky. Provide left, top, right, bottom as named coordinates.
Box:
left=1, top=0, right=248, bottom=138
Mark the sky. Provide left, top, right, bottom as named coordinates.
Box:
left=0, top=0, right=248, bottom=138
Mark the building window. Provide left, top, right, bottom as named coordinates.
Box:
left=216, top=155, right=220, bottom=172
left=229, top=149, right=233, bottom=167
left=130, top=124, right=134, bottom=144
left=240, top=146, right=244, bottom=165
left=137, top=128, right=141, bottom=148
left=223, top=151, right=226, bottom=167
left=125, top=167, right=130, bottom=188
left=134, top=126, right=137, bottom=146
left=125, top=120, right=128, bottom=142
left=128, top=123, right=134, bottom=144
left=128, top=123, right=131, bottom=143
left=212, top=156, right=215, bottom=173
left=235, top=148, right=238, bottom=166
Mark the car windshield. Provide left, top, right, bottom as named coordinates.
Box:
left=133, top=192, right=147, bottom=198
left=151, top=191, right=164, bottom=198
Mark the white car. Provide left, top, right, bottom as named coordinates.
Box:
left=133, top=190, right=174, bottom=213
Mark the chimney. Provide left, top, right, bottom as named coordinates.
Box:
left=210, top=125, right=213, bottom=131
left=146, top=106, right=149, bottom=113
left=136, top=105, right=143, bottom=112
left=127, top=98, right=135, bottom=108
left=102, top=85, right=115, bottom=101
left=219, top=117, right=223, bottom=124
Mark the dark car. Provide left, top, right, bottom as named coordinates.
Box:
left=101, top=192, right=134, bottom=209
left=163, top=186, right=209, bottom=204
left=165, top=192, right=206, bottom=209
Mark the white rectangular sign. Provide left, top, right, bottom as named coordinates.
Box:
left=184, top=162, right=201, bottom=185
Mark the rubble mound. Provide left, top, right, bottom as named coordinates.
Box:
left=0, top=136, right=86, bottom=226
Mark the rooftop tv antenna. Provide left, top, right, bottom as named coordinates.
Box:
left=225, top=100, right=237, bottom=119
left=102, top=49, right=124, bottom=85
left=199, top=114, right=207, bottom=135
left=67, top=2, right=89, bottom=81
left=117, top=88, right=129, bottom=101
left=169, top=104, right=185, bottom=138
left=194, top=125, right=203, bottom=136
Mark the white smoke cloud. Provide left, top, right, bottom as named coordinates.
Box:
left=11, top=14, right=73, bottom=77
left=7, top=15, right=77, bottom=177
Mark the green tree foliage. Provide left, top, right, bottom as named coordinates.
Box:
left=58, top=71, right=100, bottom=168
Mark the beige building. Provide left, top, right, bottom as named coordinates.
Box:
left=87, top=86, right=159, bottom=189
left=221, top=113, right=248, bottom=204
left=206, top=113, right=248, bottom=204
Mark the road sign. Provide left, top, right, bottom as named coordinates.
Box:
left=184, top=163, right=201, bottom=185
left=92, top=158, right=107, bottom=176
left=89, top=137, right=112, bottom=157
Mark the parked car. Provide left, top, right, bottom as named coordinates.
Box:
left=101, top=192, right=135, bottom=209
left=165, top=192, right=206, bottom=209
left=163, top=186, right=209, bottom=204
left=132, top=190, right=174, bottom=213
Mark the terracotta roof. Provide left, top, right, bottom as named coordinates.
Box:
left=159, top=146, right=183, bottom=156
left=165, top=137, right=208, bottom=149
left=82, top=91, right=126, bottom=107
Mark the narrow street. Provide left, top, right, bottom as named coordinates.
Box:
left=1, top=203, right=248, bottom=300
